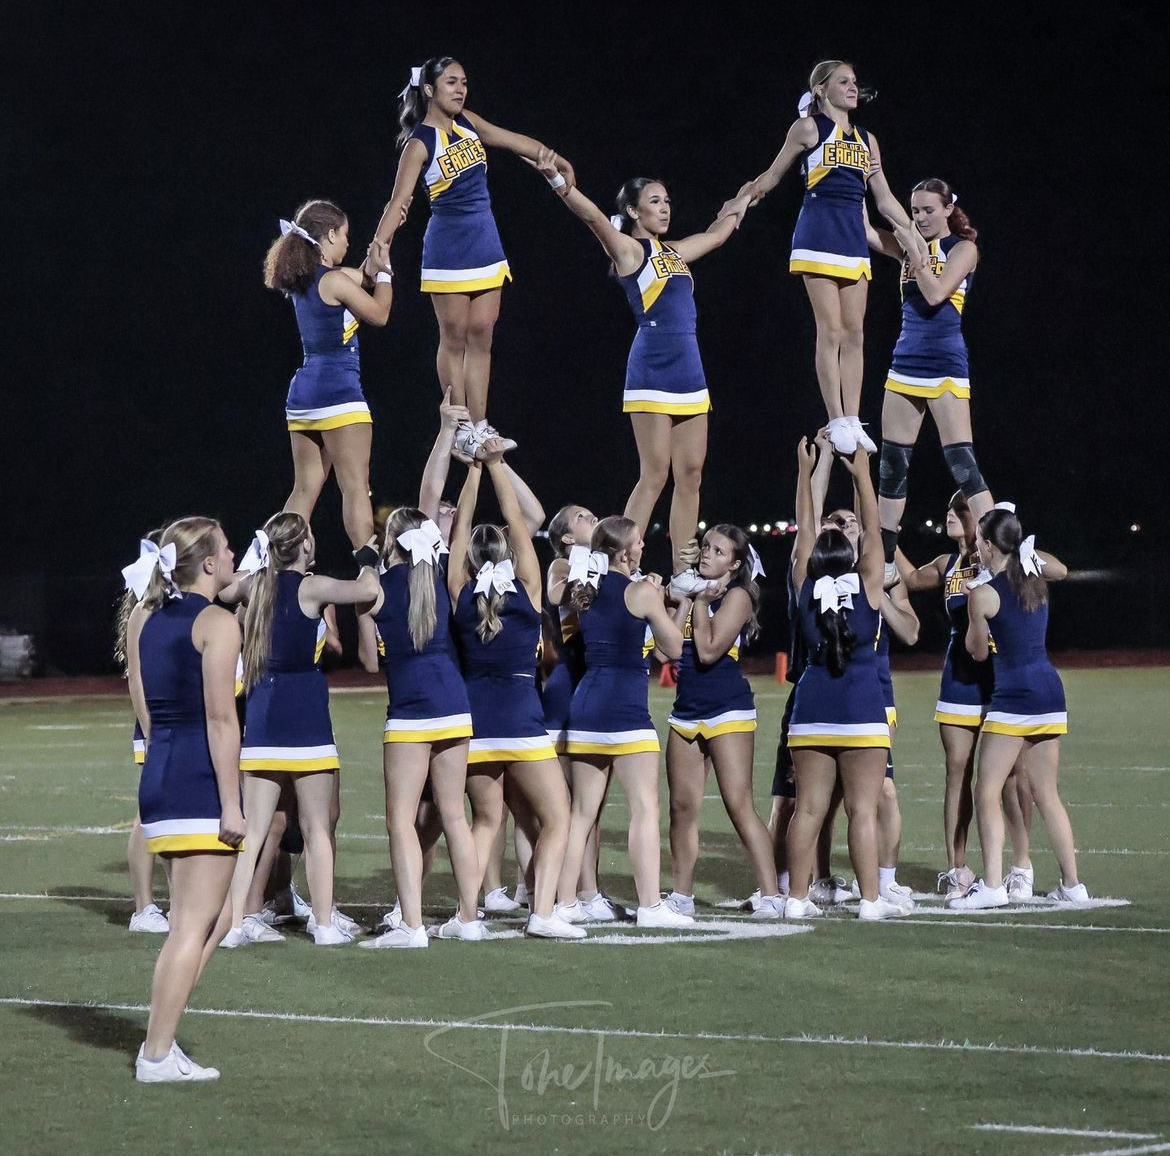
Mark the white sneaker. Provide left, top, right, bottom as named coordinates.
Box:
left=848, top=416, right=877, bottom=454
left=809, top=876, right=851, bottom=905
left=668, top=569, right=710, bottom=600
left=783, top=896, right=822, bottom=919
left=359, top=923, right=428, bottom=949
left=1048, top=881, right=1090, bottom=903
left=555, top=900, right=588, bottom=924
left=663, top=891, right=695, bottom=917
left=827, top=417, right=858, bottom=455
left=288, top=883, right=312, bottom=921
left=135, top=1042, right=219, bottom=1083
left=427, top=913, right=489, bottom=941
left=475, top=419, right=517, bottom=453
left=858, top=896, right=910, bottom=921
left=750, top=894, right=785, bottom=919
left=946, top=879, right=1009, bottom=910
left=307, top=906, right=364, bottom=936
left=636, top=901, right=695, bottom=929
left=525, top=912, right=587, bottom=940
left=484, top=886, right=522, bottom=913
left=241, top=914, right=284, bottom=943
left=379, top=901, right=403, bottom=931
left=739, top=889, right=763, bottom=913
left=937, top=865, right=976, bottom=899
left=128, top=904, right=169, bottom=934
left=312, top=922, right=354, bottom=946
left=880, top=881, right=916, bottom=912
left=1006, top=866, right=1035, bottom=900
left=580, top=893, right=633, bottom=922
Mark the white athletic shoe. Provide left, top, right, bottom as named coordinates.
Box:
left=881, top=881, right=916, bottom=912
left=580, top=893, right=633, bottom=922
left=668, top=569, right=710, bottom=600
left=739, top=889, right=764, bottom=912
left=663, top=891, right=696, bottom=917
left=288, top=883, right=312, bottom=921
left=453, top=421, right=483, bottom=460
left=783, top=896, right=822, bottom=919
left=858, top=896, right=910, bottom=921
left=135, top=1042, right=219, bottom=1083
left=379, top=901, right=403, bottom=931
left=128, top=904, right=169, bottom=934
left=636, top=901, right=695, bottom=929
left=514, top=882, right=530, bottom=909
left=555, top=900, right=588, bottom=924
left=312, top=920, right=354, bottom=946
left=946, top=879, right=1009, bottom=910
left=1005, top=866, right=1035, bottom=900
left=937, top=865, right=976, bottom=899
left=1048, top=881, right=1090, bottom=903
left=475, top=419, right=517, bottom=453
left=359, top=924, right=428, bottom=949
left=307, top=907, right=364, bottom=935
left=427, top=913, right=489, bottom=941
left=848, top=416, right=878, bottom=454
left=827, top=416, right=858, bottom=455
left=525, top=912, right=587, bottom=940
left=809, top=876, right=852, bottom=905
left=750, top=894, right=786, bottom=919
left=243, top=914, right=284, bottom=943
left=484, top=886, right=522, bottom=913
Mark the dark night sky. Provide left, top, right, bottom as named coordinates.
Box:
left=2, top=4, right=1164, bottom=665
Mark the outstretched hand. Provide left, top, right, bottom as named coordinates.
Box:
left=439, top=386, right=471, bottom=431
left=797, top=436, right=818, bottom=473
left=523, top=145, right=560, bottom=181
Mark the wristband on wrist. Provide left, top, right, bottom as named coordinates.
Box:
left=353, top=544, right=380, bottom=571
left=375, top=270, right=393, bottom=284
left=546, top=172, right=566, bottom=190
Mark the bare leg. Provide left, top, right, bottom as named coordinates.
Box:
left=709, top=731, right=779, bottom=896
left=612, top=751, right=665, bottom=908
left=227, top=773, right=282, bottom=929
left=507, top=774, right=536, bottom=893
left=428, top=739, right=479, bottom=922
left=285, top=432, right=331, bottom=526
left=142, top=852, right=236, bottom=1059
left=668, top=415, right=708, bottom=573
left=430, top=294, right=473, bottom=410
left=507, top=758, right=570, bottom=919
left=930, top=393, right=993, bottom=522
left=482, top=794, right=509, bottom=894
left=879, top=391, right=927, bottom=536
left=129, top=811, right=157, bottom=913
left=292, top=770, right=337, bottom=928
left=383, top=744, right=431, bottom=930
left=1020, top=739, right=1079, bottom=886
left=839, top=749, right=888, bottom=901
left=464, top=768, right=506, bottom=898
left=787, top=751, right=838, bottom=900
left=557, top=758, right=610, bottom=905
left=877, top=776, right=902, bottom=869
left=1003, top=763, right=1033, bottom=871
left=940, top=724, right=978, bottom=869
left=461, top=289, right=502, bottom=424
left=837, top=276, right=868, bottom=417
left=321, top=424, right=375, bottom=548
left=666, top=729, right=709, bottom=896
left=624, top=413, right=673, bottom=541
left=815, top=776, right=845, bottom=880
left=769, top=796, right=795, bottom=887
left=972, top=732, right=1026, bottom=889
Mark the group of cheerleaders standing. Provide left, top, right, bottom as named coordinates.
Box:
left=120, top=58, right=1089, bottom=1083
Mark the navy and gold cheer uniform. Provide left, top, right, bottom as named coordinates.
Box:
left=454, top=582, right=557, bottom=764
left=286, top=266, right=372, bottom=432
left=137, top=594, right=240, bottom=853
left=668, top=596, right=756, bottom=740
left=790, top=113, right=873, bottom=281
left=411, top=114, right=511, bottom=293
left=239, top=571, right=339, bottom=773
left=540, top=592, right=586, bottom=754
left=885, top=234, right=973, bottom=399
left=934, top=552, right=995, bottom=727
left=374, top=564, right=472, bottom=743
left=619, top=237, right=711, bottom=416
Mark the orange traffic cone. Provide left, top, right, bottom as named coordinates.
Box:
left=774, top=652, right=788, bottom=682
left=659, top=661, right=678, bottom=688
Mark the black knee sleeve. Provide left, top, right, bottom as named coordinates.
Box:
left=942, top=442, right=988, bottom=498
left=878, top=440, right=914, bottom=500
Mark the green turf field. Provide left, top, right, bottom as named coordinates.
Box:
left=2, top=669, right=1168, bottom=1156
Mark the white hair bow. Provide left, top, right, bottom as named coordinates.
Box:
left=1018, top=535, right=1046, bottom=577
left=238, top=529, right=270, bottom=576
left=812, top=572, right=860, bottom=615
left=280, top=219, right=320, bottom=247
left=747, top=545, right=766, bottom=580
left=399, top=65, right=423, bottom=101
left=474, top=559, right=516, bottom=596
left=993, top=501, right=1017, bottom=513
left=397, top=519, right=448, bottom=567
left=121, top=539, right=177, bottom=600
left=797, top=90, right=814, bottom=117
left=567, top=544, right=609, bottom=589
left=609, top=213, right=627, bottom=232
left=966, top=567, right=994, bottom=589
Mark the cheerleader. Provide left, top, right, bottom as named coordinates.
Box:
left=220, top=513, right=379, bottom=947
left=528, top=148, right=739, bottom=582
left=263, top=200, right=394, bottom=549
left=663, top=526, right=783, bottom=916
left=374, top=57, right=573, bottom=454
left=448, top=456, right=582, bottom=939
left=784, top=441, right=909, bottom=921
left=123, top=518, right=246, bottom=1082
left=949, top=510, right=1088, bottom=908
left=719, top=61, right=912, bottom=454
left=556, top=518, right=693, bottom=929
left=358, top=506, right=483, bottom=947
left=866, top=180, right=992, bottom=572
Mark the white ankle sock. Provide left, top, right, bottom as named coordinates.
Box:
left=879, top=867, right=897, bottom=890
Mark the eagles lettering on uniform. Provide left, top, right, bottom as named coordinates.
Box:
left=821, top=139, right=871, bottom=173
left=436, top=135, right=487, bottom=184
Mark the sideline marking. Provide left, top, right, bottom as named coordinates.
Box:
left=972, top=1125, right=1162, bottom=1139
left=3, top=997, right=1169, bottom=1063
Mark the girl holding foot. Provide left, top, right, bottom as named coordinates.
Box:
left=124, top=518, right=246, bottom=1082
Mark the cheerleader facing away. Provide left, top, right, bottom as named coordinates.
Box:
left=948, top=509, right=1089, bottom=909
left=528, top=147, right=739, bottom=583
left=264, top=200, right=394, bottom=550
left=220, top=513, right=380, bottom=947
left=374, top=56, right=573, bottom=456
left=718, top=60, right=913, bottom=455
left=556, top=517, right=693, bottom=929
left=663, top=526, right=784, bottom=916
left=123, top=518, right=246, bottom=1082
left=783, top=441, right=911, bottom=921
left=448, top=453, right=583, bottom=939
